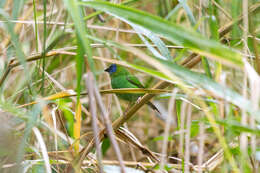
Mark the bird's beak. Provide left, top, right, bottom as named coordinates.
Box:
left=104, top=67, right=110, bottom=72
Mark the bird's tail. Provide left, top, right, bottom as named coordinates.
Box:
left=147, top=101, right=161, bottom=115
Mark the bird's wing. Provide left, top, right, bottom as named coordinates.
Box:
left=126, top=75, right=145, bottom=88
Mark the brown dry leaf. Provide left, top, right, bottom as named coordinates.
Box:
left=42, top=105, right=54, bottom=128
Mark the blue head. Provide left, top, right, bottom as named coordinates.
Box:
left=105, top=64, right=117, bottom=74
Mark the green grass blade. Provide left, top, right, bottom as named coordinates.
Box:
left=201, top=57, right=213, bottom=78
left=64, top=0, right=95, bottom=102
left=32, top=0, right=39, bottom=52
left=217, top=119, right=260, bottom=136
left=165, top=3, right=181, bottom=20
left=83, top=0, right=139, bottom=21
left=80, top=1, right=243, bottom=68
left=76, top=38, right=84, bottom=101
left=178, top=0, right=196, bottom=26
left=64, top=0, right=94, bottom=72
left=41, top=0, right=47, bottom=95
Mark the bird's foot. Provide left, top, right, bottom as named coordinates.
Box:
left=136, top=97, right=142, bottom=104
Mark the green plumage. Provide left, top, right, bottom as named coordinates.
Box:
left=105, top=64, right=160, bottom=114
left=110, top=66, right=143, bottom=101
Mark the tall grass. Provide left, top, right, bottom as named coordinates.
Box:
left=0, top=0, right=260, bottom=172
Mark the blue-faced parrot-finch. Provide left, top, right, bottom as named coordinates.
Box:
left=105, top=64, right=160, bottom=114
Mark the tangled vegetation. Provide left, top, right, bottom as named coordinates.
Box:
left=0, top=0, right=260, bottom=172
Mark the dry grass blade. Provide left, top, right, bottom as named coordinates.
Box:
left=115, top=127, right=159, bottom=162
left=85, top=72, right=103, bottom=172
left=32, top=127, right=52, bottom=173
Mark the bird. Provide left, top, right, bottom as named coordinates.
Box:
left=105, top=64, right=160, bottom=114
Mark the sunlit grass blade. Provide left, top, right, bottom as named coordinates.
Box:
left=74, top=101, right=82, bottom=153
left=17, top=89, right=170, bottom=108
left=17, top=90, right=76, bottom=108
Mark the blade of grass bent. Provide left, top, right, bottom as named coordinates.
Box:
left=133, top=25, right=172, bottom=60
left=80, top=1, right=243, bottom=67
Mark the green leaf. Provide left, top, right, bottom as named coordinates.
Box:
left=101, top=137, right=111, bottom=156
left=57, top=99, right=74, bottom=137
left=191, top=121, right=199, bottom=137
left=80, top=1, right=243, bottom=67
left=153, top=135, right=173, bottom=142
left=217, top=119, right=260, bottom=136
